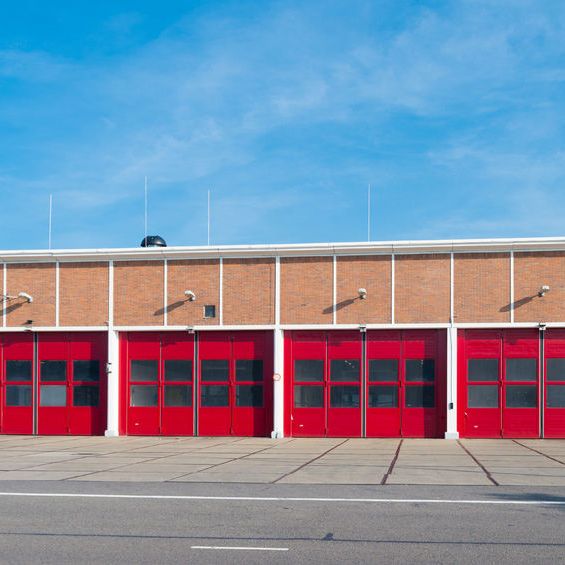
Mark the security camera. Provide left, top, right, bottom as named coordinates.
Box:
left=358, top=288, right=367, bottom=299
left=18, top=292, right=33, bottom=303
left=538, top=285, right=550, bottom=297
left=184, top=290, right=196, bottom=301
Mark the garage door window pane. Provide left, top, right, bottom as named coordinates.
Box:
left=165, top=385, right=192, bottom=407
left=201, top=360, right=229, bottom=382
left=369, top=360, right=398, bottom=382
left=330, top=360, right=360, bottom=382
left=6, top=385, right=32, bottom=406
left=236, top=385, right=263, bottom=407
left=468, top=385, right=498, bottom=408
left=130, top=360, right=158, bottom=382
left=40, top=385, right=66, bottom=407
left=468, top=359, right=498, bottom=382
left=201, top=385, right=229, bottom=407
left=73, top=386, right=99, bottom=407
left=406, top=360, right=435, bottom=382
left=405, top=385, right=435, bottom=408
left=506, top=385, right=536, bottom=408
left=40, top=361, right=66, bottom=382
left=6, top=360, right=32, bottom=382
left=73, top=361, right=100, bottom=382
left=547, top=359, right=565, bottom=382
left=294, top=385, right=323, bottom=408
left=294, top=360, right=323, bottom=382
left=369, top=385, right=398, bottom=408
left=130, top=385, right=158, bottom=407
left=330, top=385, right=359, bottom=408
left=236, top=360, right=264, bottom=382
left=547, top=385, right=565, bottom=408
left=506, top=359, right=537, bottom=382
left=165, top=360, right=193, bottom=382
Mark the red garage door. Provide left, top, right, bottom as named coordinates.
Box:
left=0, top=334, right=34, bottom=434
left=366, top=330, right=446, bottom=438
left=544, top=330, right=565, bottom=438
left=286, top=331, right=362, bottom=438
left=459, top=330, right=539, bottom=438
left=198, top=331, right=273, bottom=437
left=37, top=333, right=107, bottom=435
left=122, top=332, right=194, bottom=436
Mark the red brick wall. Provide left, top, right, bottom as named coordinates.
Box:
left=223, top=258, right=275, bottom=324
left=167, top=260, right=220, bottom=326
left=114, top=261, right=164, bottom=326
left=336, top=256, right=391, bottom=323
left=454, top=253, right=510, bottom=323
left=6, top=264, right=56, bottom=326
left=281, top=257, right=333, bottom=324
left=60, top=262, right=109, bottom=326
left=514, top=252, right=565, bottom=322
left=395, top=254, right=451, bottom=323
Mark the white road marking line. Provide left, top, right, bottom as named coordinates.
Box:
left=191, top=546, right=289, bottom=551
left=0, top=492, right=563, bottom=506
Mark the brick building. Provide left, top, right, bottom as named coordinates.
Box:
left=1, top=236, right=564, bottom=438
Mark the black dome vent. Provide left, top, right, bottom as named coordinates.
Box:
left=140, top=235, right=167, bottom=247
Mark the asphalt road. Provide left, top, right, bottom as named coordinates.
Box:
left=0, top=482, right=563, bottom=564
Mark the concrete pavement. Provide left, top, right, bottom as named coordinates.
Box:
left=0, top=436, right=564, bottom=486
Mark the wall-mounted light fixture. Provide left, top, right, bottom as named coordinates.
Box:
left=184, top=290, right=196, bottom=301
left=538, top=285, right=550, bottom=297
left=358, top=288, right=367, bottom=300
left=1, top=292, right=33, bottom=303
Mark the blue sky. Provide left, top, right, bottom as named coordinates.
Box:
left=1, top=0, right=564, bottom=249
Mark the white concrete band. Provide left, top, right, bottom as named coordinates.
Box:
left=163, top=259, right=168, bottom=327
left=2, top=263, right=6, bottom=328
left=332, top=255, right=337, bottom=325
left=55, top=261, right=60, bottom=327
left=219, top=258, right=223, bottom=325
left=510, top=251, right=515, bottom=323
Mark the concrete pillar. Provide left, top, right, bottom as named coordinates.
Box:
left=445, top=325, right=459, bottom=439
left=271, top=327, right=284, bottom=438
left=104, top=329, right=120, bottom=437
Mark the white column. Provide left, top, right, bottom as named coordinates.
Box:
left=105, top=329, right=120, bottom=437
left=105, top=261, right=120, bottom=437
left=445, top=325, right=459, bottom=439
left=271, top=327, right=285, bottom=438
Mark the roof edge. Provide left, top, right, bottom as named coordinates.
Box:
left=1, top=236, right=565, bottom=262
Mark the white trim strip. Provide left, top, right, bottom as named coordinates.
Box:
left=191, top=546, right=289, bottom=552
left=2, top=263, right=6, bottom=328
left=108, top=260, right=114, bottom=327
left=0, top=492, right=563, bottom=506
left=450, top=252, right=454, bottom=323
left=163, top=259, right=168, bottom=327
left=55, top=261, right=60, bottom=327
left=275, top=256, right=281, bottom=326
left=510, top=251, right=515, bottom=324
left=1, top=322, right=564, bottom=333
left=391, top=254, right=395, bottom=324
left=332, top=255, right=337, bottom=325
left=219, top=257, right=223, bottom=326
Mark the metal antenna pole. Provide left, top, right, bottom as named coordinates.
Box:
left=48, top=194, right=53, bottom=249
left=144, top=176, right=148, bottom=242
left=207, top=190, right=211, bottom=245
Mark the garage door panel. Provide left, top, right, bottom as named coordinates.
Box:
left=1, top=334, right=34, bottom=434
left=460, top=330, right=540, bottom=439
left=543, top=330, right=565, bottom=438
